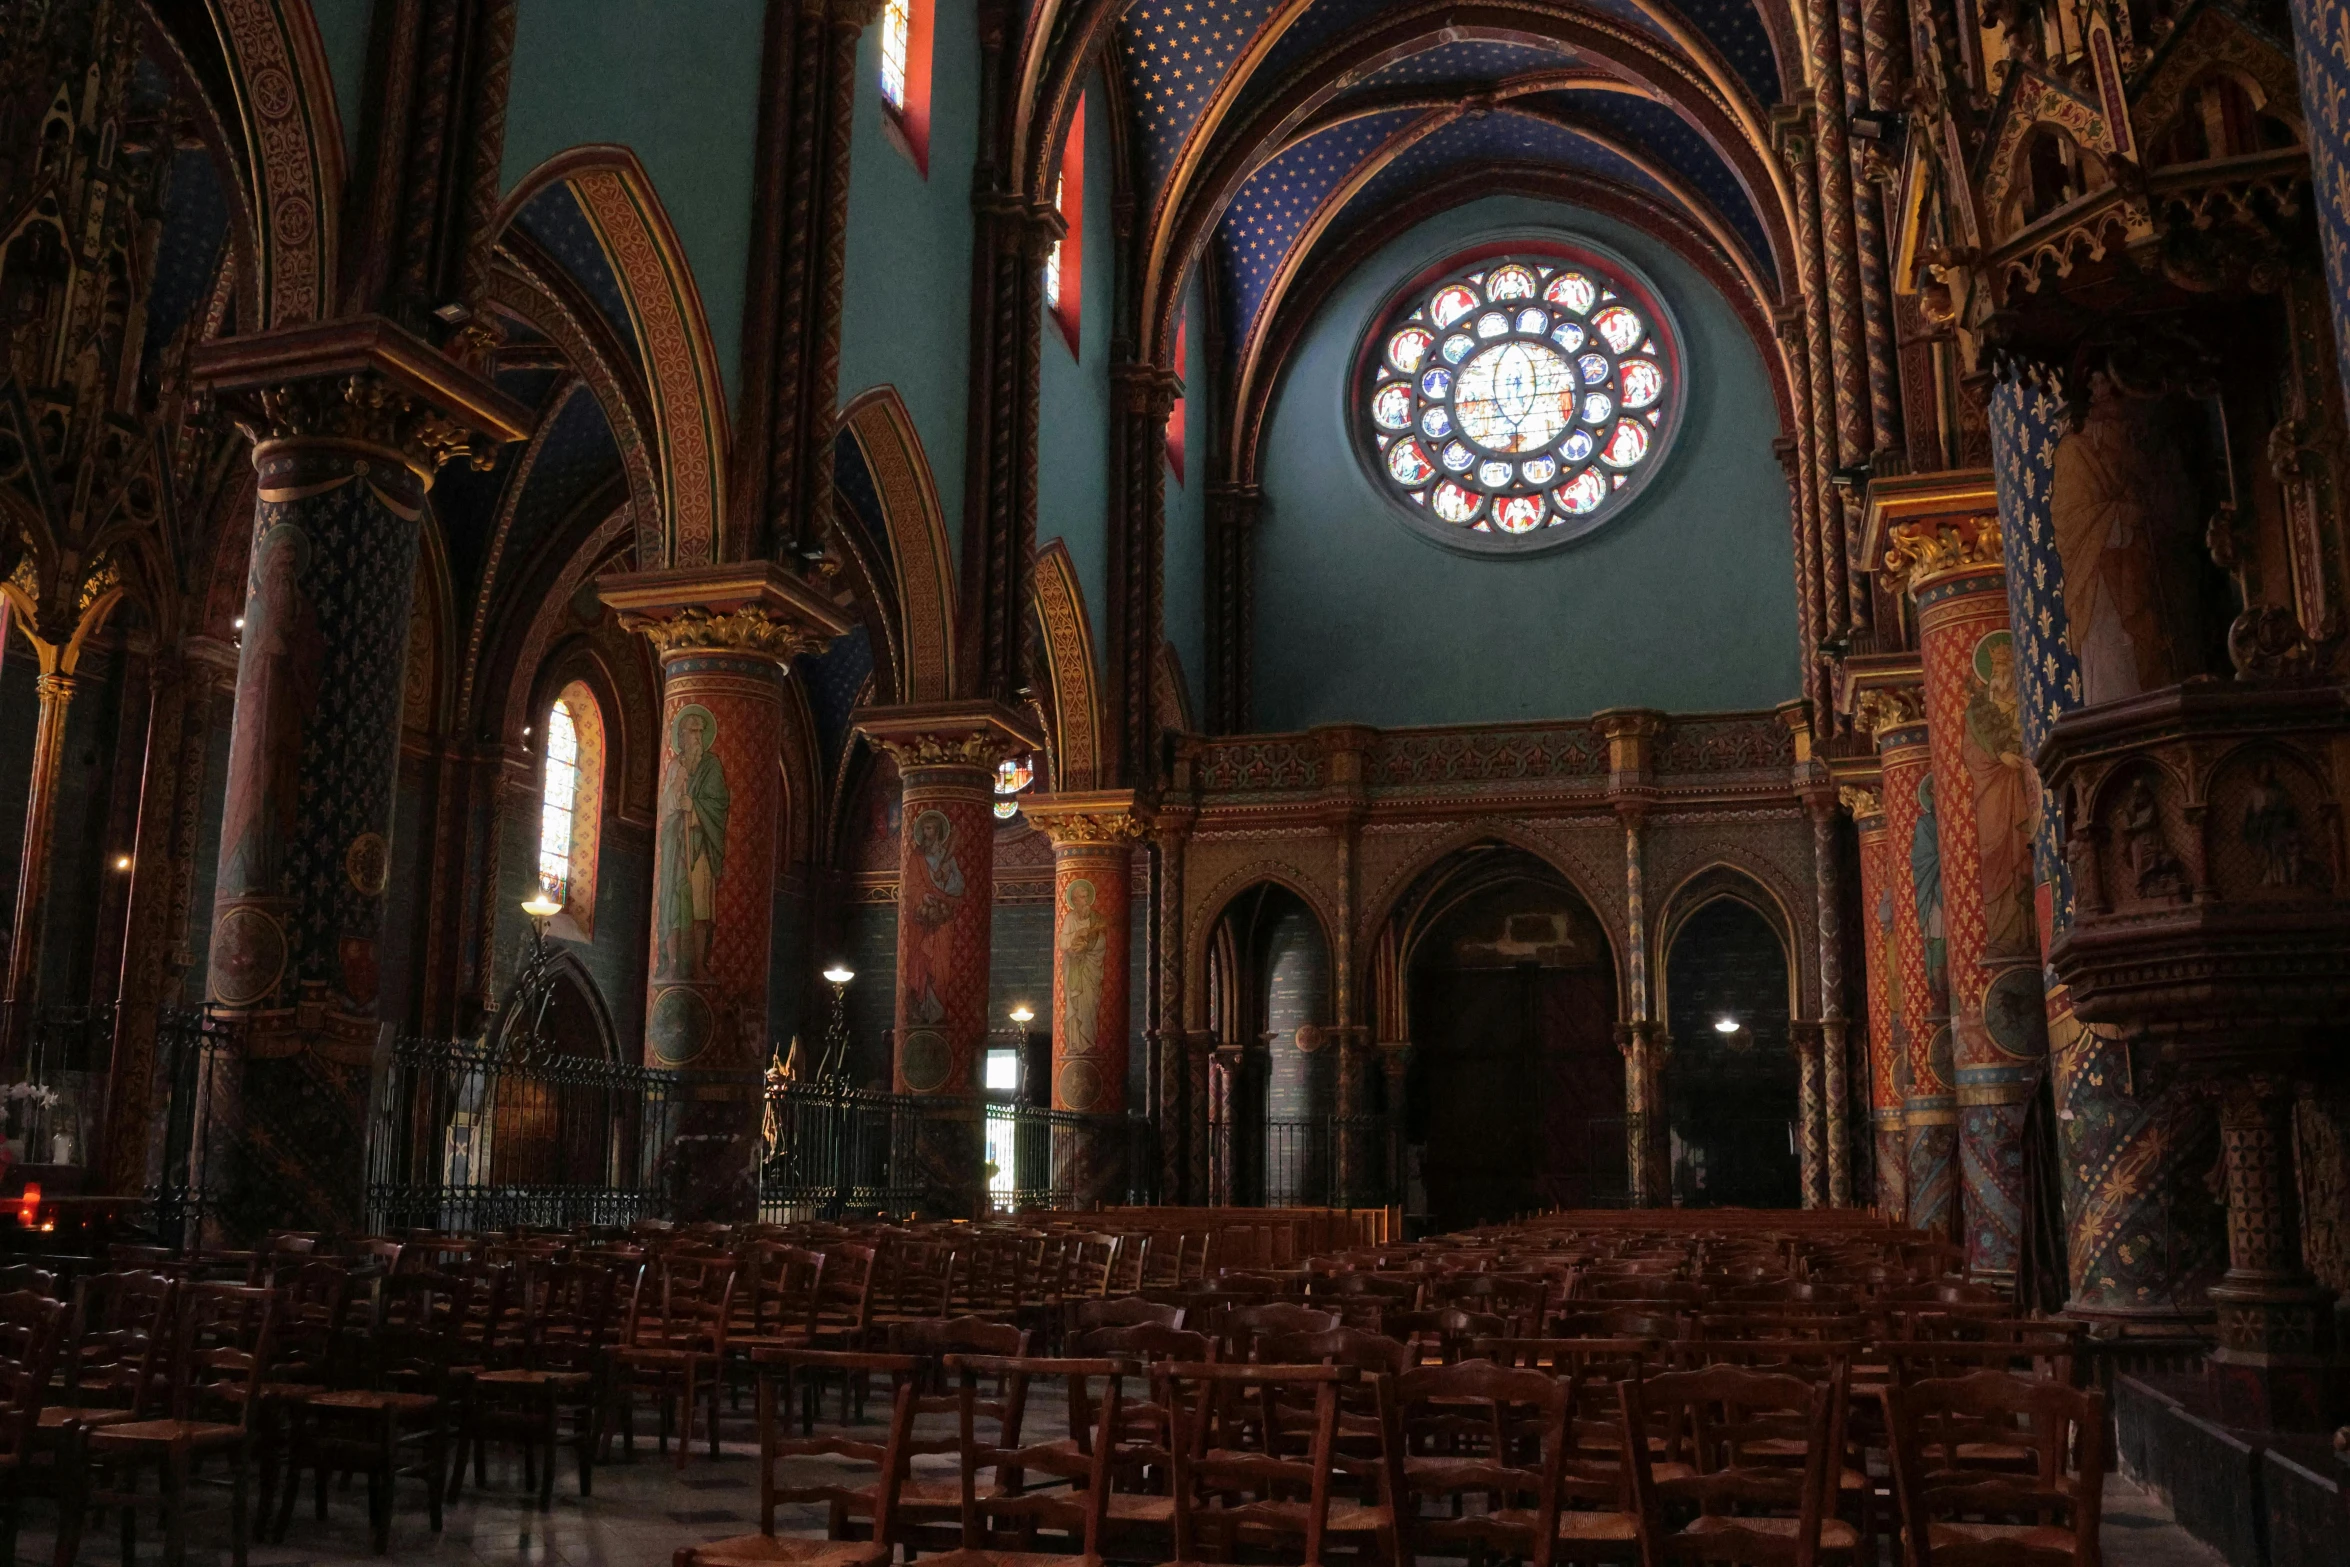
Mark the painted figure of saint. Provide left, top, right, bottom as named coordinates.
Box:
left=2049, top=377, right=2191, bottom=705
left=2242, top=761, right=2307, bottom=888
left=1912, top=774, right=1948, bottom=1008
left=1057, top=877, right=1108, bottom=1055
left=903, top=809, right=966, bottom=1027
left=219, top=521, right=324, bottom=899
left=657, top=706, right=729, bottom=981
left=1964, top=631, right=2036, bottom=956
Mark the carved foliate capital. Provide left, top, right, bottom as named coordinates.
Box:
left=191, top=316, right=530, bottom=482
left=1883, top=513, right=2004, bottom=593
left=1024, top=790, right=1150, bottom=847
left=855, top=699, right=1047, bottom=776
left=1855, top=685, right=1927, bottom=740
left=1839, top=784, right=1884, bottom=820
left=1113, top=361, right=1183, bottom=421
left=620, top=604, right=832, bottom=661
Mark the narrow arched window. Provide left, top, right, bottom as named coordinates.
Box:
left=536, top=682, right=606, bottom=939
left=1045, top=96, right=1084, bottom=354
left=878, top=0, right=933, bottom=175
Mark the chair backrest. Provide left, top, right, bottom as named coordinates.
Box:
left=275, top=1258, right=358, bottom=1381
left=529, top=1261, right=621, bottom=1370
left=0, top=1265, right=57, bottom=1299
left=739, top=1243, right=826, bottom=1337
left=1261, top=1327, right=1410, bottom=1375
left=1884, top=1371, right=2106, bottom=1567
left=946, top=1355, right=1130, bottom=1554
left=888, top=1314, right=1030, bottom=1364
left=65, top=1269, right=179, bottom=1411
left=1160, top=1361, right=1355, bottom=1567
left=1073, top=1295, right=1183, bottom=1332
left=0, top=1289, right=63, bottom=1460
left=170, top=1283, right=277, bottom=1429
left=1620, top=1362, right=1843, bottom=1566
left=1218, top=1300, right=1339, bottom=1359
left=1393, top=1359, right=1570, bottom=1567
left=752, top=1350, right=922, bottom=1541
left=812, top=1241, right=878, bottom=1332
left=1068, top=1322, right=1212, bottom=1364
left=1060, top=1234, right=1120, bottom=1300
left=631, top=1252, right=738, bottom=1354
left=1108, top=1234, right=1151, bottom=1294
left=1384, top=1306, right=1506, bottom=1363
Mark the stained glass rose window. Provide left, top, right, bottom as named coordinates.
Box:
left=1360, top=249, right=1680, bottom=551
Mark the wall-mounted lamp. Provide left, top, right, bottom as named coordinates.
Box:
left=1713, top=1016, right=1741, bottom=1035
left=1009, top=1004, right=1035, bottom=1026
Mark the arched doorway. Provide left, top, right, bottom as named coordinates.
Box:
left=1391, top=846, right=1622, bottom=1231
left=1203, top=883, right=1334, bottom=1205
left=1662, top=893, right=1799, bottom=1207
left=488, top=961, right=624, bottom=1190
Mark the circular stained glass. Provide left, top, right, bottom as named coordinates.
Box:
left=1359, top=246, right=1681, bottom=551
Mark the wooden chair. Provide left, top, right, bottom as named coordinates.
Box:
left=284, top=1271, right=461, bottom=1552
left=1383, top=1306, right=1505, bottom=1364
left=870, top=1316, right=1029, bottom=1543
left=456, top=1260, right=619, bottom=1508
left=925, top=1354, right=1130, bottom=1565
left=85, top=1283, right=277, bottom=1567
left=1882, top=1371, right=2105, bottom=1567
left=1620, top=1362, right=1852, bottom=1566
left=1108, top=1234, right=1152, bottom=1296
left=1214, top=1301, right=1338, bottom=1361
left=0, top=1289, right=64, bottom=1567
left=1072, top=1296, right=1183, bottom=1333
left=606, top=1251, right=738, bottom=1467
left=1161, top=1360, right=1388, bottom=1567
left=1390, top=1358, right=1585, bottom=1567
left=677, top=1352, right=919, bottom=1567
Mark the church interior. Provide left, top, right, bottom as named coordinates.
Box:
left=0, top=0, right=2347, bottom=1561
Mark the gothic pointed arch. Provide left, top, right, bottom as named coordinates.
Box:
left=1655, top=860, right=1806, bottom=1018
left=839, top=387, right=958, bottom=703
left=497, top=147, right=730, bottom=567
left=1032, top=539, right=1105, bottom=791
left=191, top=0, right=345, bottom=325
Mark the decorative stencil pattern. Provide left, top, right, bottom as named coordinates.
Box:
left=1542, top=91, right=1774, bottom=277
left=1218, top=111, right=1421, bottom=342
left=1117, top=0, right=1281, bottom=195
left=147, top=148, right=231, bottom=361
left=514, top=182, right=643, bottom=366
left=1990, top=375, right=2077, bottom=937
left=505, top=385, right=622, bottom=577
left=1331, top=110, right=1677, bottom=242
left=1658, top=0, right=1782, bottom=104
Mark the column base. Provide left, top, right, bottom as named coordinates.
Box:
left=2205, top=1280, right=2338, bottom=1429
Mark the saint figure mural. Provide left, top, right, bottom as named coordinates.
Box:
left=2049, top=377, right=2192, bottom=704
left=1057, top=877, right=1109, bottom=1055
left=902, top=809, right=966, bottom=1029
left=1963, top=631, right=2036, bottom=955
left=657, top=706, right=729, bottom=981
left=1912, top=774, right=1948, bottom=1008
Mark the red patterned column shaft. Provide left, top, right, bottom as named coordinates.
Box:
left=1050, top=842, right=1132, bottom=1114
left=1868, top=694, right=1955, bottom=1236
left=1896, top=517, right=2044, bottom=1278
left=1848, top=788, right=1907, bottom=1218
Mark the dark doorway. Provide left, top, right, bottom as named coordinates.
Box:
left=1401, top=849, right=1623, bottom=1232
left=1663, top=895, right=1799, bottom=1208
left=1204, top=884, right=1332, bottom=1206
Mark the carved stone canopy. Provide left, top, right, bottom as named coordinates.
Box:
left=190, top=315, right=531, bottom=479
left=853, top=698, right=1048, bottom=773
left=1022, top=789, right=1150, bottom=848
left=599, top=562, right=854, bottom=665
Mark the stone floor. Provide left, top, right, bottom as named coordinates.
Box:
left=0, top=1411, right=2227, bottom=1567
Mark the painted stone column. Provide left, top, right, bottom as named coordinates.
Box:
left=1185, top=1029, right=1216, bottom=1202
left=1619, top=1021, right=1672, bottom=1208
left=1792, top=1021, right=1827, bottom=1208
left=2210, top=1072, right=2335, bottom=1426
left=605, top=567, right=848, bottom=1220
left=854, top=702, right=1043, bottom=1217
left=1882, top=490, right=2045, bottom=1278
left=1151, top=807, right=1195, bottom=1200
left=1845, top=785, right=1908, bottom=1218
left=1798, top=749, right=1854, bottom=1208
left=1210, top=1041, right=1243, bottom=1205
left=1990, top=376, right=2228, bottom=1321
left=1863, top=688, right=1957, bottom=1239
left=1024, top=792, right=1146, bottom=1210
left=4, top=671, right=81, bottom=1026
left=190, top=319, right=527, bottom=1238
left=2287, top=0, right=2350, bottom=413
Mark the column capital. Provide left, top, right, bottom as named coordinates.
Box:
left=1838, top=783, right=1884, bottom=821
left=1858, top=466, right=1999, bottom=592
left=599, top=562, right=853, bottom=665
left=853, top=698, right=1046, bottom=772
left=1789, top=1018, right=1826, bottom=1058
left=191, top=315, right=530, bottom=480
left=1022, top=789, right=1149, bottom=846
left=1856, top=683, right=1927, bottom=743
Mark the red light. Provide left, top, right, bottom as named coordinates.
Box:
left=15, top=1184, right=37, bottom=1227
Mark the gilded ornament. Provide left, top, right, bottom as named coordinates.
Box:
left=1839, top=784, right=1884, bottom=819
left=344, top=831, right=391, bottom=897
left=241, top=374, right=494, bottom=474
left=1027, top=809, right=1150, bottom=847
left=876, top=730, right=1032, bottom=770
left=1883, top=514, right=2004, bottom=591
left=622, top=604, right=831, bottom=662
left=1855, top=686, right=1927, bottom=738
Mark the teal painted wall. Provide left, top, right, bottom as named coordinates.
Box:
left=839, top=0, right=980, bottom=561
left=1253, top=195, right=1800, bottom=729
left=1036, top=69, right=1115, bottom=666
left=502, top=0, right=765, bottom=403
left=309, top=0, right=373, bottom=169
left=1163, top=267, right=1208, bottom=721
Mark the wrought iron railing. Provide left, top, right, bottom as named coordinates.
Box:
left=363, top=1034, right=687, bottom=1233
left=1206, top=1114, right=1397, bottom=1209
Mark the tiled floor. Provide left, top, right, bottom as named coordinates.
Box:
left=0, top=1413, right=2226, bottom=1567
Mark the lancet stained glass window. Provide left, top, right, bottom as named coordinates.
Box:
left=1361, top=250, right=1679, bottom=551
left=538, top=700, right=580, bottom=902
left=880, top=0, right=910, bottom=110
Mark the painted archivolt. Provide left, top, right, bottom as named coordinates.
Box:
left=216, top=0, right=341, bottom=326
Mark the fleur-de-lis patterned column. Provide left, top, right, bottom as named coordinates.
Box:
left=1024, top=791, right=1147, bottom=1209
left=189, top=318, right=529, bottom=1238
left=1844, top=785, right=1908, bottom=1218
left=1860, top=685, right=1956, bottom=1239
left=604, top=566, right=850, bottom=1220
left=854, top=701, right=1044, bottom=1216
left=1879, top=484, right=2045, bottom=1279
